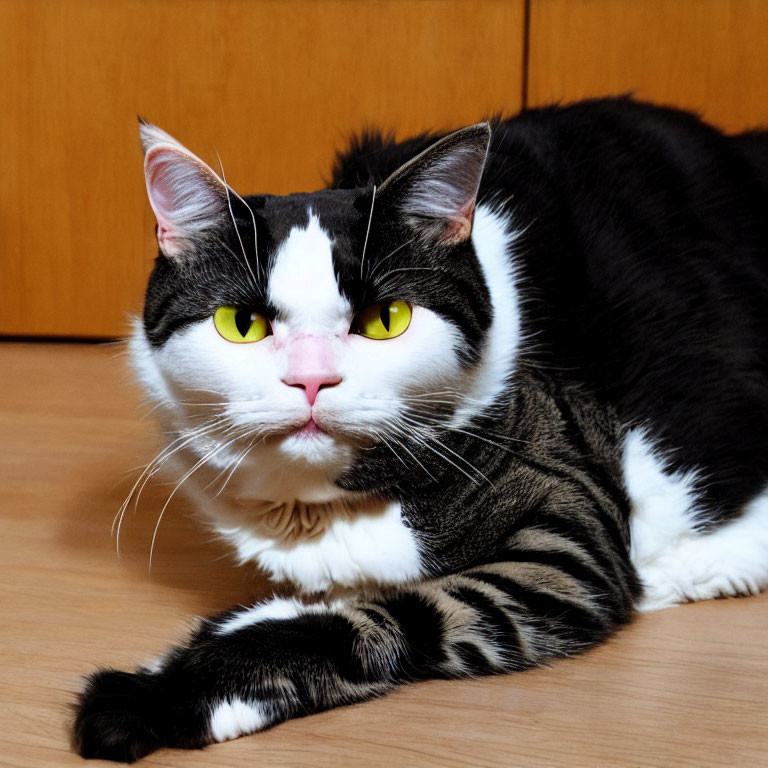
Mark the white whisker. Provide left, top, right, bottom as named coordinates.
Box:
left=368, top=236, right=417, bottom=279
left=360, top=184, right=376, bottom=279
left=376, top=432, right=411, bottom=471
left=217, top=153, right=261, bottom=287
left=403, top=406, right=527, bottom=451
left=113, top=415, right=231, bottom=556
left=210, top=433, right=266, bottom=499
left=390, top=413, right=495, bottom=488
left=148, top=427, right=251, bottom=571
left=373, top=266, right=442, bottom=287
left=382, top=428, right=437, bottom=481
left=395, top=424, right=483, bottom=487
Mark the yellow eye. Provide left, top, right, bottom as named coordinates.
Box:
left=213, top=306, right=269, bottom=343
left=354, top=300, right=412, bottom=340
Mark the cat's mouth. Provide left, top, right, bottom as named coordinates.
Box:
left=293, top=416, right=326, bottom=438
left=276, top=411, right=375, bottom=450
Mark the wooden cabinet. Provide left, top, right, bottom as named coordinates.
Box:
left=0, top=0, right=525, bottom=337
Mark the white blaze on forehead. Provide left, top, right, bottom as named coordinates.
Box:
left=268, top=211, right=351, bottom=331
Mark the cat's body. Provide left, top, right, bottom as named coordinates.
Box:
left=74, top=98, right=768, bottom=762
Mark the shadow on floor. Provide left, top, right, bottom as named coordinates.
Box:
left=57, top=441, right=272, bottom=614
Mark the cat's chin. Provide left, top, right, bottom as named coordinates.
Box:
left=276, top=425, right=356, bottom=469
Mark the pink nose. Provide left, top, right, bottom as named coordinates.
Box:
left=282, top=335, right=342, bottom=405
left=282, top=372, right=342, bottom=405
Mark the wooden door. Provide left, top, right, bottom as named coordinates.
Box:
left=0, top=0, right=525, bottom=338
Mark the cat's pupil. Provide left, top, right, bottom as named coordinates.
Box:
left=379, top=302, right=391, bottom=332
left=234, top=309, right=252, bottom=337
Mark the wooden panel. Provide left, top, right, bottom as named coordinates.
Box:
left=528, top=0, right=768, bottom=133
left=0, top=0, right=525, bottom=338
left=2, top=340, right=768, bottom=766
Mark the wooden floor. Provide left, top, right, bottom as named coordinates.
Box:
left=1, top=341, right=767, bottom=768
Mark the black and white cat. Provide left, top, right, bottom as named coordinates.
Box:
left=74, top=98, right=768, bottom=762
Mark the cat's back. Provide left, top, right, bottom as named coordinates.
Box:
left=492, top=97, right=768, bottom=257
left=731, top=127, right=768, bottom=195
left=491, top=100, right=768, bottom=466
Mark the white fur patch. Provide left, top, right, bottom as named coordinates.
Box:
left=624, top=428, right=700, bottom=567
left=625, top=428, right=768, bottom=610
left=216, top=597, right=303, bottom=635
left=452, top=204, right=522, bottom=427
left=128, top=319, right=176, bottom=405
left=218, top=500, right=422, bottom=593
left=268, top=212, right=351, bottom=334
left=141, top=655, right=167, bottom=675
left=209, top=698, right=268, bottom=742
left=216, top=596, right=346, bottom=636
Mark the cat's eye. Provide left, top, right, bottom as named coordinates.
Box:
left=353, top=300, right=412, bottom=340
left=214, top=306, right=270, bottom=343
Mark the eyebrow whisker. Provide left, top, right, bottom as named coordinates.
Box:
left=217, top=153, right=262, bottom=288
left=360, top=184, right=377, bottom=280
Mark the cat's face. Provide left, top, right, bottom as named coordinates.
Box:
left=133, top=121, right=517, bottom=502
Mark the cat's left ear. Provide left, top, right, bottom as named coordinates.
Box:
left=379, top=122, right=491, bottom=245
left=138, top=119, right=229, bottom=260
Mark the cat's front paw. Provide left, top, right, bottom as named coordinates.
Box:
left=72, top=668, right=202, bottom=763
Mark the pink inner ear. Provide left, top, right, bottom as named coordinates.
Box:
left=147, top=158, right=175, bottom=212
left=440, top=200, right=476, bottom=245
left=145, top=151, right=186, bottom=241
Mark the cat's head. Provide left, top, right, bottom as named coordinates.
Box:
left=132, top=120, right=520, bottom=503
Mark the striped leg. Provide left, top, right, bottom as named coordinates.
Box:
left=73, top=520, right=636, bottom=763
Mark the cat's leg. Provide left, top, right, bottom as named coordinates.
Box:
left=73, top=520, right=636, bottom=762
left=624, top=429, right=768, bottom=611
left=634, top=489, right=768, bottom=611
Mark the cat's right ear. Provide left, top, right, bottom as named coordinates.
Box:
left=378, top=122, right=491, bottom=246
left=139, top=119, right=228, bottom=260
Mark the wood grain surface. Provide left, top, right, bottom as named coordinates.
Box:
left=1, top=341, right=767, bottom=767
left=0, top=0, right=525, bottom=339
left=527, top=0, right=768, bottom=133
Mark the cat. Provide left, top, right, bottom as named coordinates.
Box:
left=73, top=97, right=768, bottom=762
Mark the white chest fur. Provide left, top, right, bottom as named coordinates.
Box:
left=202, top=492, right=423, bottom=593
